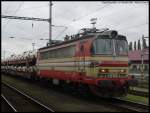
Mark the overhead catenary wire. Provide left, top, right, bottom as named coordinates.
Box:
left=66, top=4, right=111, bottom=27
left=118, top=22, right=148, bottom=31
left=55, top=27, right=68, bottom=39
left=58, top=3, right=148, bottom=40
left=2, top=2, right=148, bottom=50
left=55, top=4, right=111, bottom=39
left=2, top=3, right=111, bottom=42
left=2, top=15, right=69, bottom=40
left=73, top=4, right=111, bottom=22
left=3, top=2, right=24, bottom=29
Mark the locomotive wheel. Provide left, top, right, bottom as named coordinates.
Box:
left=77, top=84, right=90, bottom=97
left=89, top=85, right=110, bottom=97
left=30, top=75, right=35, bottom=80
left=34, top=76, right=40, bottom=81
left=61, top=82, right=78, bottom=95
left=121, top=86, right=128, bottom=96
left=61, top=82, right=71, bottom=93
left=68, top=83, right=78, bottom=95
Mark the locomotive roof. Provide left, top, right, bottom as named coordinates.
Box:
left=39, top=33, right=95, bottom=50
left=39, top=29, right=126, bottom=51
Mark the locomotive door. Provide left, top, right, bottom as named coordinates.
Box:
left=76, top=42, right=86, bottom=73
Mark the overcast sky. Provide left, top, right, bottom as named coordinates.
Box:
left=1, top=1, right=149, bottom=59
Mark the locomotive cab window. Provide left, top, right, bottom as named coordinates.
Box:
left=92, top=35, right=128, bottom=55
left=115, top=36, right=128, bottom=55
left=92, top=35, right=113, bottom=55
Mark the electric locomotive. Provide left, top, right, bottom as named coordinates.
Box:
left=36, top=28, right=133, bottom=97
left=2, top=27, right=135, bottom=97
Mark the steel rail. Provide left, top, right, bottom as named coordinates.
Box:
left=1, top=94, right=17, bottom=112
left=110, top=98, right=149, bottom=112
left=2, top=74, right=149, bottom=112
left=129, top=90, right=149, bottom=97
left=2, top=81, right=55, bottom=112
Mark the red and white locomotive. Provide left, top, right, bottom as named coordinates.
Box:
left=2, top=28, right=135, bottom=97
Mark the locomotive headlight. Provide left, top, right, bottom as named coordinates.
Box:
left=99, top=69, right=109, bottom=73
left=120, top=69, right=126, bottom=73
left=101, top=69, right=106, bottom=73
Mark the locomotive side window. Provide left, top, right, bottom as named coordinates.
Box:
left=40, top=45, right=75, bottom=59
left=40, top=51, right=48, bottom=59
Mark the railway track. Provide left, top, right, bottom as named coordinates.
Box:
left=109, top=98, right=149, bottom=112
left=1, top=94, right=17, bottom=112
left=129, top=90, right=149, bottom=97
left=2, top=74, right=149, bottom=112
left=2, top=82, right=55, bottom=112
left=84, top=94, right=149, bottom=112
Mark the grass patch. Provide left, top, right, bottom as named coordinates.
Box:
left=120, top=94, right=149, bottom=105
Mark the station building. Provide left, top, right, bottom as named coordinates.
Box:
left=128, top=48, right=149, bottom=76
